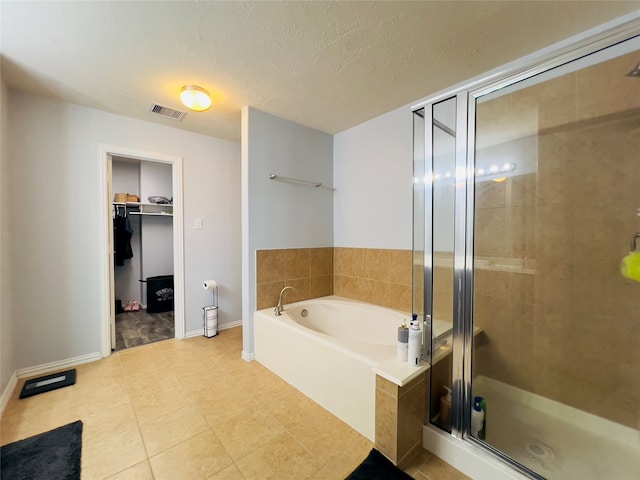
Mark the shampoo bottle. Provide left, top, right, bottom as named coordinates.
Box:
left=471, top=396, right=485, bottom=439
left=407, top=315, right=422, bottom=366
left=440, top=386, right=452, bottom=430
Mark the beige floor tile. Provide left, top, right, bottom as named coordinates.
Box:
left=150, top=430, right=233, bottom=480
left=129, top=382, right=194, bottom=424
left=206, top=463, right=246, bottom=480
left=212, top=410, right=286, bottom=461
left=123, top=369, right=182, bottom=397
left=82, top=402, right=138, bottom=444
left=139, top=405, right=210, bottom=456
left=3, top=384, right=72, bottom=418
left=0, top=331, right=463, bottom=480
left=199, top=390, right=260, bottom=428
left=419, top=455, right=470, bottom=480
left=69, top=381, right=130, bottom=417
left=0, top=409, right=82, bottom=446
left=310, top=454, right=360, bottom=480
left=403, top=448, right=433, bottom=477
left=82, top=427, right=148, bottom=480
left=235, top=431, right=322, bottom=480
left=105, top=460, right=154, bottom=480
left=270, top=390, right=362, bottom=459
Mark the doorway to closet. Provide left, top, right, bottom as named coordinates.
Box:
left=98, top=145, right=185, bottom=358
left=112, top=156, right=175, bottom=351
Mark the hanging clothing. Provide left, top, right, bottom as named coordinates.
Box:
left=114, top=214, right=133, bottom=266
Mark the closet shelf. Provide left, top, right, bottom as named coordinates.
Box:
left=113, top=201, right=173, bottom=217
left=129, top=212, right=173, bottom=217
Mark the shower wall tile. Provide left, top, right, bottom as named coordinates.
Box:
left=474, top=208, right=509, bottom=257
left=537, top=73, right=577, bottom=130
left=576, top=51, right=640, bottom=122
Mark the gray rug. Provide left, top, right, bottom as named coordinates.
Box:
left=0, top=420, right=82, bottom=480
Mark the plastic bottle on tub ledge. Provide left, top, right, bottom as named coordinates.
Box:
left=407, top=313, right=422, bottom=367
left=397, top=321, right=409, bottom=361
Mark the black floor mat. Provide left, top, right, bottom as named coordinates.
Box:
left=345, top=448, right=413, bottom=480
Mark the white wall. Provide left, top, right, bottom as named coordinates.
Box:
left=333, top=105, right=413, bottom=249
left=242, top=106, right=333, bottom=358
left=0, top=79, right=15, bottom=396
left=7, top=90, right=241, bottom=370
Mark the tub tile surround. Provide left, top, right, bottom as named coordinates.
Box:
left=375, top=373, right=429, bottom=468
left=473, top=50, right=640, bottom=428
left=256, top=247, right=333, bottom=310
left=256, top=247, right=413, bottom=312
left=334, top=247, right=413, bottom=312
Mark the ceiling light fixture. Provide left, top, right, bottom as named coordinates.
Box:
left=180, top=85, right=211, bottom=112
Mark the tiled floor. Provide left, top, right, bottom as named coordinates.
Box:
left=1, top=327, right=468, bottom=480
left=115, top=310, right=175, bottom=351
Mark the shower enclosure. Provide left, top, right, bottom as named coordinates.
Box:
left=413, top=21, right=640, bottom=480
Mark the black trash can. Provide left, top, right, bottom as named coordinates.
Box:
left=145, top=275, right=174, bottom=313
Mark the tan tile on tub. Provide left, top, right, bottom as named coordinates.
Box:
left=256, top=280, right=285, bottom=310
left=389, top=249, right=412, bottom=285
left=285, top=248, right=310, bottom=280
left=364, top=248, right=390, bottom=281
left=310, top=274, right=333, bottom=297
left=310, top=247, right=333, bottom=276
left=257, top=249, right=285, bottom=284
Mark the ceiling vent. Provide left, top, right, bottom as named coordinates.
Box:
left=147, top=103, right=186, bottom=121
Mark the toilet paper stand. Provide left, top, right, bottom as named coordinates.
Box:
left=203, top=280, right=218, bottom=338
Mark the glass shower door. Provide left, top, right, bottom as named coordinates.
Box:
left=470, top=47, right=640, bottom=479
left=412, top=97, right=459, bottom=433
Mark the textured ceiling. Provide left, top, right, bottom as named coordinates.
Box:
left=1, top=1, right=638, bottom=142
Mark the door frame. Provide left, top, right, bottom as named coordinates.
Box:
left=98, top=144, right=185, bottom=357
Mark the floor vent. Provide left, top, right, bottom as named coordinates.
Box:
left=147, top=103, right=186, bottom=121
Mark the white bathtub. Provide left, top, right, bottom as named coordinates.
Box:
left=254, top=296, right=451, bottom=441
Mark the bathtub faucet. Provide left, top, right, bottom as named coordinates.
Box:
left=274, top=286, right=295, bottom=316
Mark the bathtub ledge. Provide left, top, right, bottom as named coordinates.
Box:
left=373, top=357, right=430, bottom=387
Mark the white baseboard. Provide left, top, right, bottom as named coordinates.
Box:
left=17, top=352, right=102, bottom=379
left=185, top=329, right=203, bottom=338
left=0, top=371, right=18, bottom=415
left=186, top=319, right=243, bottom=339
left=219, top=319, right=242, bottom=330
left=1, top=352, right=101, bottom=416
left=242, top=351, right=255, bottom=362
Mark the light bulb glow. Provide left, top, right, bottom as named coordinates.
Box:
left=180, top=85, right=212, bottom=111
